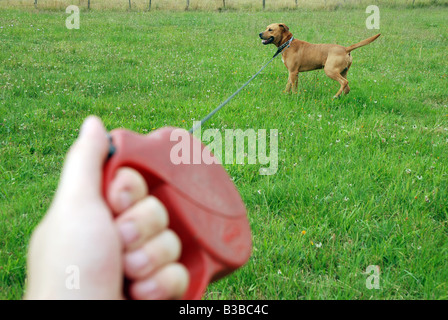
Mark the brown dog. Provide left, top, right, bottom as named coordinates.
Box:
left=259, top=23, right=380, bottom=98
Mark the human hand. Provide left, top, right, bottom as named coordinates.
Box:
left=25, top=116, right=189, bottom=299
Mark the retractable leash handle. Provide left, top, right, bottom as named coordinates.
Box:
left=102, top=127, right=252, bottom=300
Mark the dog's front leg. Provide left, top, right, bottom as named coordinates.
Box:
left=292, top=71, right=299, bottom=94
left=284, top=71, right=298, bottom=94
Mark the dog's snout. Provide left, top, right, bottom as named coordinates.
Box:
left=259, top=32, right=263, bottom=39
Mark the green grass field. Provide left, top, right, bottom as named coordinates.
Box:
left=1, top=4, right=447, bottom=299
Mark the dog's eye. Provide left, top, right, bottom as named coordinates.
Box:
left=268, top=29, right=273, bottom=31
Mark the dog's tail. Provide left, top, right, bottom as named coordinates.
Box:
left=346, top=33, right=381, bottom=53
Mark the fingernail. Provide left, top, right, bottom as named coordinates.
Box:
left=138, top=280, right=165, bottom=300
left=119, top=191, right=132, bottom=211
left=79, top=116, right=96, bottom=138
left=118, top=221, right=139, bottom=246
left=125, top=249, right=149, bottom=274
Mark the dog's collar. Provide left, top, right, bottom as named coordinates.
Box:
left=273, top=37, right=294, bottom=58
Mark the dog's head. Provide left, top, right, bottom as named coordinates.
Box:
left=259, top=23, right=291, bottom=47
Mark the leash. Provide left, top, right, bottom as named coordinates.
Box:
left=104, top=37, right=294, bottom=299
left=107, top=37, right=294, bottom=158
left=189, top=37, right=294, bottom=134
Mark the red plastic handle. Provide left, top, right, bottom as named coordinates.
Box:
left=102, top=127, right=252, bottom=299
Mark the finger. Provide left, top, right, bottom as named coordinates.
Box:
left=54, top=116, right=109, bottom=205
left=107, top=167, right=148, bottom=215
left=116, top=196, right=169, bottom=250
left=123, top=230, right=181, bottom=280
left=129, top=263, right=189, bottom=300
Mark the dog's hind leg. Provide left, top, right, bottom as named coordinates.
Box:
left=340, top=67, right=351, bottom=94
left=324, top=51, right=352, bottom=98
left=340, top=56, right=352, bottom=94
left=324, top=66, right=348, bottom=99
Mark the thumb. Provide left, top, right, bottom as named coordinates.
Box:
left=55, top=116, right=109, bottom=203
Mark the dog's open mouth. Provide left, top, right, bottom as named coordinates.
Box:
left=261, top=36, right=274, bottom=45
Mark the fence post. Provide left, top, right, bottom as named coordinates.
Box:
left=263, top=0, right=265, bottom=10
left=186, top=0, right=190, bottom=10
left=34, top=0, right=37, bottom=8
left=223, top=0, right=226, bottom=9
left=148, top=0, right=151, bottom=10
left=88, top=0, right=90, bottom=9
left=129, top=0, right=131, bottom=9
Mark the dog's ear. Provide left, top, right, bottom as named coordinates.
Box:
left=279, top=24, right=290, bottom=32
